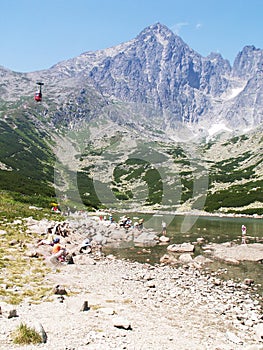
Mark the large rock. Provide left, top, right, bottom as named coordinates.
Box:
left=133, top=231, right=158, bottom=247
left=204, top=243, right=263, bottom=262
left=167, top=242, right=195, bottom=253
left=178, top=253, right=193, bottom=264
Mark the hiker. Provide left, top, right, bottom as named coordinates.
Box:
left=241, top=224, right=247, bottom=244
left=161, top=221, right=167, bottom=236
left=119, top=216, right=128, bottom=227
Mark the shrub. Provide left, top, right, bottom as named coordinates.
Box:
left=12, top=323, right=42, bottom=345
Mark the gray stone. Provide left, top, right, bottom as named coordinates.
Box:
left=80, top=300, right=90, bottom=311
left=53, top=285, right=68, bottom=295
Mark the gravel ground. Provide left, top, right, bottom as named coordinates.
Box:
left=0, top=255, right=262, bottom=350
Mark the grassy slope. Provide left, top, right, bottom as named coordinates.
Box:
left=0, top=109, right=56, bottom=209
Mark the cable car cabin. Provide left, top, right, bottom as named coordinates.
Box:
left=34, top=82, right=44, bottom=102
left=34, top=92, right=42, bottom=102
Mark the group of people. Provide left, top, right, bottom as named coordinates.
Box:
left=36, top=222, right=70, bottom=263
left=118, top=216, right=144, bottom=230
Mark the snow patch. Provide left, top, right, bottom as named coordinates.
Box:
left=225, top=86, right=244, bottom=100
left=208, top=123, right=232, bottom=136
left=156, top=32, right=169, bottom=46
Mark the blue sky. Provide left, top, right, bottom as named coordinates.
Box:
left=1, top=0, right=262, bottom=72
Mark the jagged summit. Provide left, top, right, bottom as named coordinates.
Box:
left=137, top=22, right=175, bottom=38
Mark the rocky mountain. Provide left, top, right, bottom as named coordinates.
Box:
left=1, top=23, right=263, bottom=134
left=0, top=23, right=262, bottom=215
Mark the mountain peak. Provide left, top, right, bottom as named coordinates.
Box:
left=137, top=22, right=175, bottom=41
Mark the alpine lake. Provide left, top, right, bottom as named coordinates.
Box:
left=103, top=213, right=263, bottom=299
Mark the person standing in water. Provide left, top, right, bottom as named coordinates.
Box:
left=162, top=221, right=167, bottom=236
left=241, top=224, right=247, bottom=244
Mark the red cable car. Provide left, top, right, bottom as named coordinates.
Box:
left=34, top=82, right=44, bottom=102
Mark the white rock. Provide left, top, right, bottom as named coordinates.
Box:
left=159, top=235, right=170, bottom=243
left=113, top=317, right=131, bottom=330
left=167, top=243, right=195, bottom=253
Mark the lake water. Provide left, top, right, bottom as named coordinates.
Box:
left=105, top=213, right=263, bottom=298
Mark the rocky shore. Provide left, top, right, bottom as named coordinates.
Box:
left=0, top=214, right=263, bottom=349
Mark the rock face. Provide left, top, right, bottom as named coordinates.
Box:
left=45, top=23, right=263, bottom=133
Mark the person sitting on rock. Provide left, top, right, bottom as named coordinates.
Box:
left=119, top=216, right=127, bottom=227
left=50, top=238, right=67, bottom=263
left=79, top=238, right=92, bottom=253
left=37, top=228, right=55, bottom=247
left=124, top=217, right=132, bottom=229
left=138, top=218, right=144, bottom=230
left=60, top=222, right=70, bottom=237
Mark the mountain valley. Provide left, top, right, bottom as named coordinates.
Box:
left=0, top=23, right=262, bottom=215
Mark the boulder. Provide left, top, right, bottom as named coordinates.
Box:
left=160, top=254, right=178, bottom=265
left=100, top=307, right=115, bottom=315
left=159, top=235, right=170, bottom=243
left=178, top=253, right=193, bottom=264
left=194, top=255, right=213, bottom=265
left=133, top=232, right=158, bottom=247
left=226, top=331, right=243, bottom=345
left=53, top=285, right=68, bottom=295
left=21, top=320, right=47, bottom=343
left=80, top=301, right=90, bottom=312
left=204, top=243, right=263, bottom=262
left=167, top=242, right=195, bottom=253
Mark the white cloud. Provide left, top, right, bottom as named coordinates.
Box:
left=195, top=22, right=202, bottom=30
left=171, top=22, right=189, bottom=35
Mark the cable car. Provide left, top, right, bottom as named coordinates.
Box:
left=34, top=82, right=44, bottom=102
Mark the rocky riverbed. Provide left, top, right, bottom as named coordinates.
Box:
left=0, top=214, right=263, bottom=349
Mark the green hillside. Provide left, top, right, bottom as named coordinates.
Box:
left=0, top=109, right=56, bottom=210
left=0, top=102, right=262, bottom=217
